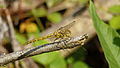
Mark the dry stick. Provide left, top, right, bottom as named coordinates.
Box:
left=5, top=8, right=25, bottom=68
left=0, top=34, right=88, bottom=66
left=5, top=8, right=39, bottom=68
left=5, top=9, right=20, bottom=51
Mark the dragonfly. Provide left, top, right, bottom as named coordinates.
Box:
left=24, top=20, right=76, bottom=45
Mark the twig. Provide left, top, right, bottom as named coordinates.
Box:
left=5, top=9, right=20, bottom=51
left=0, top=34, right=88, bottom=66
left=5, top=7, right=22, bottom=68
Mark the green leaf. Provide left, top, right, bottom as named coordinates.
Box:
left=31, top=8, right=47, bottom=17
left=24, top=0, right=32, bottom=5
left=66, top=57, right=74, bottom=64
left=47, top=12, right=62, bottom=23
left=27, top=30, right=40, bottom=38
left=73, top=61, right=89, bottom=68
left=79, top=0, right=88, bottom=4
left=108, top=5, right=120, bottom=14
left=46, top=0, right=62, bottom=8
left=109, top=16, right=120, bottom=30
left=15, top=33, right=27, bottom=44
left=32, top=52, right=60, bottom=65
left=32, top=40, right=48, bottom=46
left=0, top=5, right=4, bottom=8
left=49, top=56, right=67, bottom=68
left=89, top=1, right=120, bottom=68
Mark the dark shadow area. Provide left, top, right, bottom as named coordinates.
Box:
left=70, top=47, right=87, bottom=61
left=113, top=37, right=120, bottom=47
left=84, top=36, right=108, bottom=68
left=116, top=29, right=120, bottom=35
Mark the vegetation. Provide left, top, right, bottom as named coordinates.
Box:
left=0, top=0, right=120, bottom=68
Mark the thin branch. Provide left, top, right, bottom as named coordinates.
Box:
left=0, top=34, right=88, bottom=66
left=5, top=9, right=21, bottom=51
left=4, top=6, right=22, bottom=68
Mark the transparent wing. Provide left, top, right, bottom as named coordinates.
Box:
left=24, top=21, right=76, bottom=45
left=58, top=20, right=76, bottom=30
